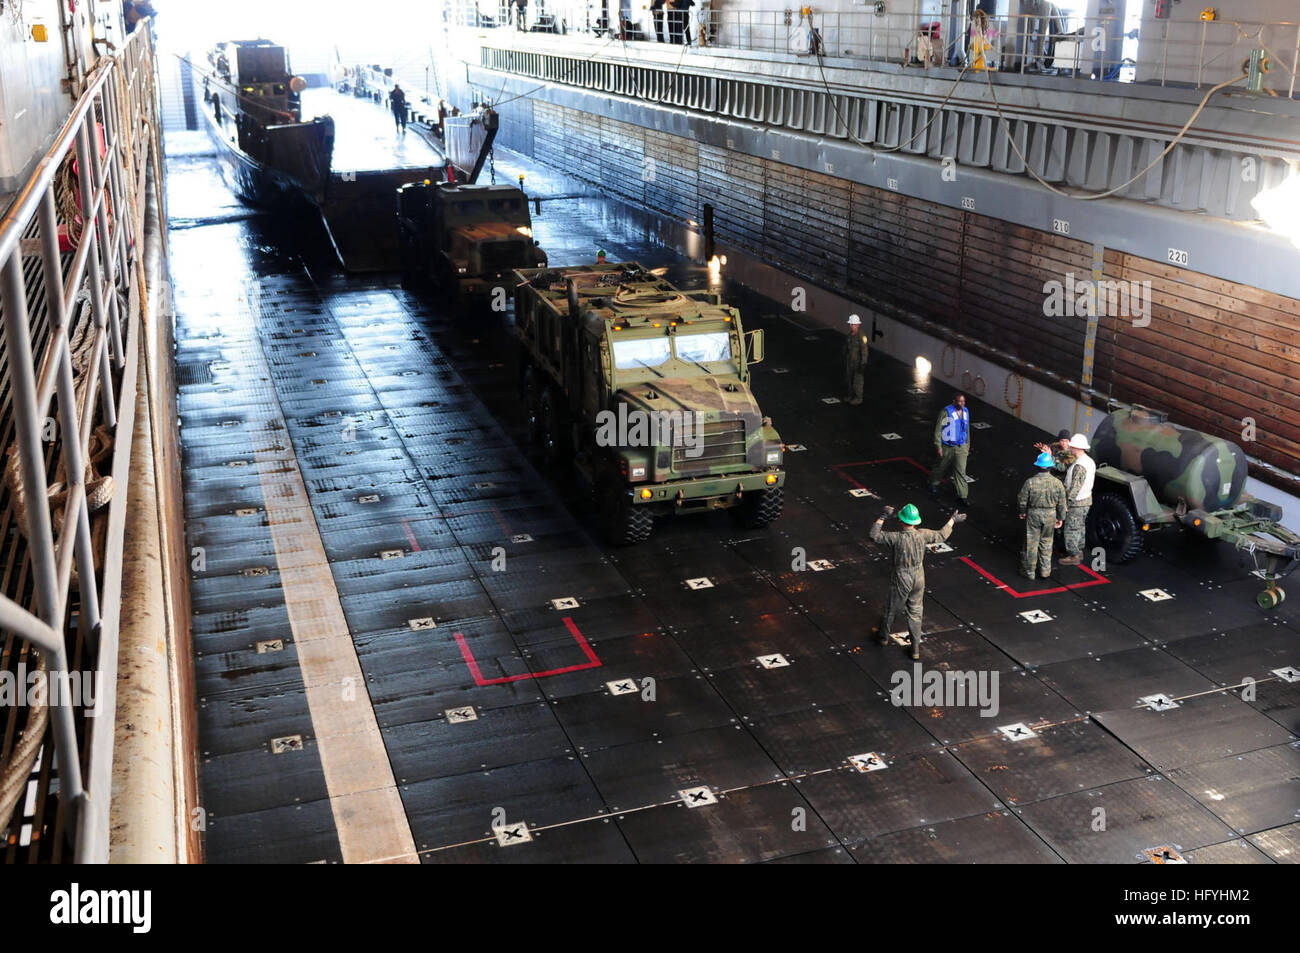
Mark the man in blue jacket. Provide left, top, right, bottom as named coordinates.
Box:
left=928, top=393, right=970, bottom=507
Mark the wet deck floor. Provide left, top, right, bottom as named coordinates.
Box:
left=167, top=132, right=1300, bottom=864
left=300, top=87, right=442, bottom=173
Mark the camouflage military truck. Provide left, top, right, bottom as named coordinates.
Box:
left=397, top=181, right=546, bottom=303
left=513, top=263, right=785, bottom=545
left=1089, top=407, right=1300, bottom=607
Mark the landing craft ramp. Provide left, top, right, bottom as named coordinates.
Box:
left=170, top=140, right=1300, bottom=865
left=299, top=88, right=441, bottom=272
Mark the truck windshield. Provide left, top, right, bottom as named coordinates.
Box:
left=612, top=337, right=671, bottom=370
left=674, top=332, right=732, bottom=364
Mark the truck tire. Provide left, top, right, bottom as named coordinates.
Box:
left=539, top=388, right=570, bottom=468
left=1087, top=493, right=1142, bottom=565
left=598, top=477, right=653, bottom=545
left=733, top=486, right=784, bottom=528
left=398, top=234, right=419, bottom=290
left=521, top=366, right=542, bottom=445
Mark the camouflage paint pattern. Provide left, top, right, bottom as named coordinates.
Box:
left=1092, top=409, right=1247, bottom=512
left=1092, top=467, right=1168, bottom=522
left=1018, top=471, right=1067, bottom=576
left=513, top=263, right=784, bottom=505
left=1063, top=505, right=1089, bottom=556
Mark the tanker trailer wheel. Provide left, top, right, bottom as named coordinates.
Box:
left=1088, top=493, right=1143, bottom=565
left=1256, top=585, right=1286, bottom=610
left=597, top=476, right=653, bottom=546
left=733, top=485, right=785, bottom=529
left=539, top=388, right=571, bottom=469
left=521, top=366, right=542, bottom=445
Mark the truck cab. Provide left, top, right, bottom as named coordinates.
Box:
left=397, top=181, right=546, bottom=302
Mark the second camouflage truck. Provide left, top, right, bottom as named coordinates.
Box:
left=397, top=181, right=546, bottom=304
left=514, top=264, right=785, bottom=544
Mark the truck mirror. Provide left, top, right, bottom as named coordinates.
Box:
left=746, top=329, right=765, bottom=365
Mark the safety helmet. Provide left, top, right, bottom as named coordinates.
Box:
left=899, top=503, right=921, bottom=525
left=1068, top=433, right=1090, bottom=450
left=1035, top=451, right=1055, bottom=469
left=597, top=249, right=607, bottom=259
left=847, top=314, right=861, bottom=326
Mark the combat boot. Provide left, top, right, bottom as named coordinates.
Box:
left=1059, top=554, right=1081, bottom=566
left=873, top=626, right=889, bottom=647
left=910, top=638, right=921, bottom=660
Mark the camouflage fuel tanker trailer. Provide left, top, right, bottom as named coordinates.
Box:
left=513, top=263, right=785, bottom=544
left=1088, top=407, right=1300, bottom=608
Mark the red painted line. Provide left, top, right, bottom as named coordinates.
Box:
left=422, top=506, right=512, bottom=536
left=399, top=519, right=422, bottom=553
left=959, top=556, right=1110, bottom=598
left=452, top=616, right=601, bottom=686
left=834, top=458, right=1112, bottom=599
left=831, top=456, right=927, bottom=473
left=488, top=503, right=512, bottom=537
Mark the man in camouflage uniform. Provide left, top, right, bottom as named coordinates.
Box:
left=869, top=503, right=965, bottom=659
left=1034, top=429, right=1074, bottom=478
left=1018, top=451, right=1067, bottom=579
left=928, top=393, right=970, bottom=507
left=1058, top=433, right=1096, bottom=566
left=843, top=313, right=870, bottom=405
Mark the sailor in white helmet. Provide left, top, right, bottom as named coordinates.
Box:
left=1057, top=432, right=1096, bottom=566
left=843, top=314, right=870, bottom=405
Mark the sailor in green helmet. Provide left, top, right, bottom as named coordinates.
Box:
left=869, top=502, right=965, bottom=659
left=1018, top=450, right=1067, bottom=580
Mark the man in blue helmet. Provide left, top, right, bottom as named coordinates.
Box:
left=870, top=502, right=964, bottom=659
left=1018, top=451, right=1067, bottom=580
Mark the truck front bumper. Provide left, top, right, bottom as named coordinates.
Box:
left=630, top=469, right=786, bottom=508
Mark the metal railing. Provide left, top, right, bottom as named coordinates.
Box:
left=452, top=5, right=1300, bottom=97
left=0, top=21, right=162, bottom=863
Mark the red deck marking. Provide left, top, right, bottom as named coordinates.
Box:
left=959, top=556, right=1110, bottom=598
left=834, top=458, right=1112, bottom=598
left=831, top=456, right=928, bottom=491
left=453, top=617, right=601, bottom=686
left=423, top=505, right=512, bottom=536
left=399, top=519, right=422, bottom=552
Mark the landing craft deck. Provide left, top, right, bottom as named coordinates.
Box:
left=302, top=88, right=442, bottom=271
left=169, top=142, right=1300, bottom=865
